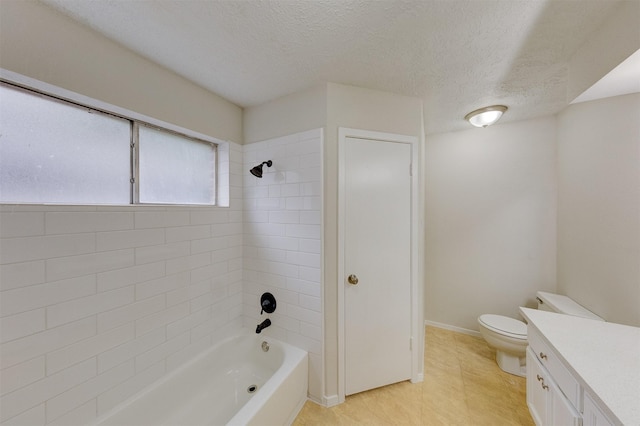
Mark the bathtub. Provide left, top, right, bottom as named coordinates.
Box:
left=96, top=332, right=308, bottom=426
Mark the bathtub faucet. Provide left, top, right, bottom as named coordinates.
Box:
left=256, top=318, right=271, bottom=334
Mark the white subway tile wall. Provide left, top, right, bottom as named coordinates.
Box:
left=0, top=142, right=244, bottom=424
left=242, top=128, right=323, bottom=401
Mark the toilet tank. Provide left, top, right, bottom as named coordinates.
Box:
left=536, top=291, right=604, bottom=321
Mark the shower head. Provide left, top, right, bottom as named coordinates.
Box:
left=249, top=160, right=272, bottom=178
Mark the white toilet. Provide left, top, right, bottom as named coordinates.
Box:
left=478, top=291, right=604, bottom=377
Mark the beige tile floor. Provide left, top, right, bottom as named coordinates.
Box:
left=293, top=326, right=535, bottom=425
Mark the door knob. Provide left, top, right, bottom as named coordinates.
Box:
left=347, top=274, right=359, bottom=285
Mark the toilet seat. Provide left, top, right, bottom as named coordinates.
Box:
left=478, top=314, right=527, bottom=339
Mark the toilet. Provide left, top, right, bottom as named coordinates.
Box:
left=478, top=291, right=604, bottom=377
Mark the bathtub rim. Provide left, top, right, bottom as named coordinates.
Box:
left=92, top=327, right=308, bottom=426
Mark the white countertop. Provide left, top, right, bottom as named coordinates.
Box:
left=520, top=308, right=640, bottom=426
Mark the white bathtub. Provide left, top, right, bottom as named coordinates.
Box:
left=96, top=332, right=308, bottom=426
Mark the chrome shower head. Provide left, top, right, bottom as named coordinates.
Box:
left=249, top=160, right=272, bottom=178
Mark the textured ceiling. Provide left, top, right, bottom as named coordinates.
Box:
left=39, top=0, right=624, bottom=134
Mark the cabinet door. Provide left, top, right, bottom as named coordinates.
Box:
left=583, top=391, right=614, bottom=426
left=527, top=348, right=548, bottom=426
left=550, top=377, right=581, bottom=426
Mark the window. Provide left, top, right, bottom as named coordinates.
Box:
left=138, top=125, right=216, bottom=205
left=0, top=82, right=217, bottom=205
left=0, top=84, right=130, bottom=204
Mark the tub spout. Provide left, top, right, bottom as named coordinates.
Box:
left=256, top=318, right=271, bottom=334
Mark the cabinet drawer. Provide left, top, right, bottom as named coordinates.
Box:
left=528, top=326, right=580, bottom=409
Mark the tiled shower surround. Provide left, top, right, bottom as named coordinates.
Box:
left=0, top=195, right=243, bottom=424
left=242, top=129, right=323, bottom=402
left=0, top=193, right=244, bottom=424
left=0, top=131, right=323, bottom=424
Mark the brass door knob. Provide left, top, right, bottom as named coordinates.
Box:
left=347, top=274, right=359, bottom=285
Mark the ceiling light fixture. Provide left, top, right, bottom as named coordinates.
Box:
left=465, top=105, right=508, bottom=128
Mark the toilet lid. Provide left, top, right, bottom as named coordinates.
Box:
left=478, top=314, right=527, bottom=339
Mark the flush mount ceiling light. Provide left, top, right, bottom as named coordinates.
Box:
left=465, top=105, right=508, bottom=128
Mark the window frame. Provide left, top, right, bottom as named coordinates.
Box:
left=0, top=79, right=220, bottom=206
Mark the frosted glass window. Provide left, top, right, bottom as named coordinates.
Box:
left=138, top=125, right=216, bottom=205
left=0, top=84, right=130, bottom=204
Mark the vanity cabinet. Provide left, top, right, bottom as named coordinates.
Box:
left=526, top=324, right=617, bottom=426
left=521, top=307, right=639, bottom=426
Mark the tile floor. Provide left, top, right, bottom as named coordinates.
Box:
left=293, top=326, right=535, bottom=425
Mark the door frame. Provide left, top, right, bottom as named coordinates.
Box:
left=337, top=127, right=423, bottom=403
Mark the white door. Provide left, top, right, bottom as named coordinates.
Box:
left=344, top=136, right=412, bottom=395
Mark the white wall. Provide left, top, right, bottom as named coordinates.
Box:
left=557, top=93, right=640, bottom=327
left=242, top=129, right=323, bottom=402
left=0, top=144, right=244, bottom=425
left=243, top=86, right=327, bottom=144
left=424, top=117, right=558, bottom=332
left=0, top=0, right=242, bottom=144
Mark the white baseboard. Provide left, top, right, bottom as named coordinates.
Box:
left=306, top=394, right=322, bottom=406
left=411, top=373, right=424, bottom=384
left=322, top=394, right=341, bottom=407
left=424, top=320, right=481, bottom=338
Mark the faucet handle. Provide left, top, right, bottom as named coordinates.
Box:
left=260, top=292, right=276, bottom=315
